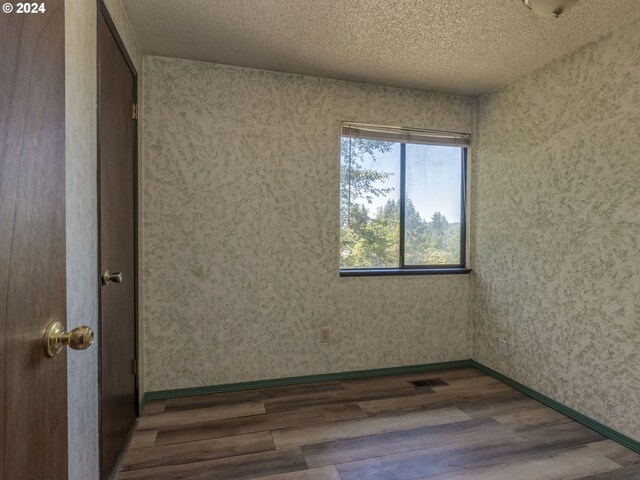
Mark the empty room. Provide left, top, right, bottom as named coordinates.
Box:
left=2, top=0, right=640, bottom=478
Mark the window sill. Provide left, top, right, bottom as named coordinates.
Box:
left=339, top=268, right=472, bottom=277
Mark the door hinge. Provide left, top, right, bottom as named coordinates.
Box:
left=132, top=359, right=139, bottom=376
left=131, top=102, right=138, bottom=120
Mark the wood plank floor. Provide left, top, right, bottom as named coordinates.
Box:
left=118, top=368, right=640, bottom=479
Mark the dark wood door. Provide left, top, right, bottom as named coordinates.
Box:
left=98, top=9, right=138, bottom=479
left=0, top=1, right=68, bottom=479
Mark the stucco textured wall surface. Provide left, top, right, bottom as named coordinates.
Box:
left=65, top=1, right=142, bottom=477
left=142, top=57, right=476, bottom=390
left=65, top=0, right=99, bottom=478
left=472, top=17, right=640, bottom=440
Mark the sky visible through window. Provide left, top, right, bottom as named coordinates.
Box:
left=352, top=143, right=461, bottom=223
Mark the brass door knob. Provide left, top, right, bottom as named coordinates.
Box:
left=102, top=270, right=123, bottom=285
left=43, top=321, right=95, bottom=357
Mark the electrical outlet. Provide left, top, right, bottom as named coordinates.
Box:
left=499, top=339, right=509, bottom=355
left=320, top=327, right=330, bottom=343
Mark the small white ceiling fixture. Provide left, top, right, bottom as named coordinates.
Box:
left=522, top=0, right=580, bottom=17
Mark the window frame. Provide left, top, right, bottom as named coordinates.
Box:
left=339, top=131, right=470, bottom=277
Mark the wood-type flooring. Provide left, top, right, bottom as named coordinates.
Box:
left=118, top=368, right=640, bottom=479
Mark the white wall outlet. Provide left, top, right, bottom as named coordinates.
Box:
left=320, top=327, right=330, bottom=343
left=499, top=339, right=509, bottom=355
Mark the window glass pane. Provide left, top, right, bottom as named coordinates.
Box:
left=405, top=144, right=462, bottom=265
left=340, top=137, right=401, bottom=269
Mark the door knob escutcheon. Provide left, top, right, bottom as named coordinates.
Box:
left=43, top=321, right=94, bottom=357
left=102, top=270, right=123, bottom=285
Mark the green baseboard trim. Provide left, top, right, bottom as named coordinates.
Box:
left=142, top=358, right=640, bottom=455
left=471, top=360, right=640, bottom=454
left=144, top=359, right=473, bottom=401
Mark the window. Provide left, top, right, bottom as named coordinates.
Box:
left=340, top=123, right=469, bottom=276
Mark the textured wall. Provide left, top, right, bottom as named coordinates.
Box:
left=65, top=1, right=141, bottom=478
left=142, top=57, right=475, bottom=391
left=65, top=0, right=99, bottom=478
left=472, top=17, right=640, bottom=440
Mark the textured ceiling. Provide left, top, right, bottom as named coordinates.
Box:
left=122, top=0, right=640, bottom=96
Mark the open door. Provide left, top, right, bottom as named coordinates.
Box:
left=0, top=0, right=69, bottom=478
left=98, top=3, right=139, bottom=477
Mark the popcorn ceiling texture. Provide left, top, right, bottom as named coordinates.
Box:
left=472, top=16, right=640, bottom=441
left=142, top=57, right=476, bottom=391
left=123, top=0, right=640, bottom=96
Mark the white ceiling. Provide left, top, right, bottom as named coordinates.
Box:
left=123, top=0, right=640, bottom=97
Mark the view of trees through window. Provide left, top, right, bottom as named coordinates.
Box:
left=340, top=136, right=464, bottom=269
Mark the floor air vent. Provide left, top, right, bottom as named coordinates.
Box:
left=410, top=378, right=448, bottom=388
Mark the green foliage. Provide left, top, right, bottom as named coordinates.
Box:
left=340, top=139, right=461, bottom=268
left=341, top=200, right=460, bottom=268
left=340, top=138, right=395, bottom=227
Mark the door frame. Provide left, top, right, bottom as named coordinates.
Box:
left=96, top=1, right=140, bottom=476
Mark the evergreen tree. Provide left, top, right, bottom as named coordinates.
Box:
left=340, top=138, right=394, bottom=227
left=404, top=199, right=427, bottom=265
